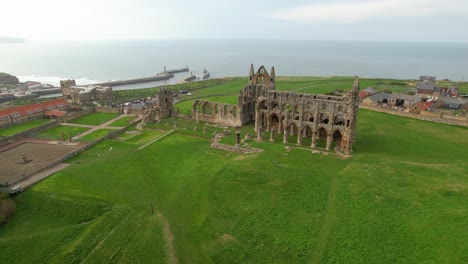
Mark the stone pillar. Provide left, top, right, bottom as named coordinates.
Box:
left=270, top=128, right=275, bottom=142
left=311, top=132, right=317, bottom=148
left=297, top=129, right=302, bottom=145
left=326, top=135, right=332, bottom=150
left=266, top=115, right=271, bottom=132
left=235, top=131, right=241, bottom=147
left=283, top=129, right=288, bottom=144
left=254, top=109, right=260, bottom=133
left=174, top=121, right=178, bottom=128
left=156, top=112, right=160, bottom=122
left=257, top=126, right=263, bottom=141
left=196, top=110, right=200, bottom=123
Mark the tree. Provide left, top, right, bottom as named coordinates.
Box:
left=0, top=195, right=16, bottom=225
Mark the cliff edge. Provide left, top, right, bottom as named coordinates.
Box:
left=0, top=73, right=19, bottom=85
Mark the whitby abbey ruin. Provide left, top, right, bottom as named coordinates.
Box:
left=143, top=65, right=360, bottom=155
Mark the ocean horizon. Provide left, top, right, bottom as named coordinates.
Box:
left=1, top=39, right=467, bottom=89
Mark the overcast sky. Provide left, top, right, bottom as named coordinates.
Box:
left=1, top=0, right=468, bottom=42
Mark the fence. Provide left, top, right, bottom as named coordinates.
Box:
left=4, top=114, right=141, bottom=189
left=0, top=108, right=98, bottom=147
left=360, top=105, right=468, bottom=127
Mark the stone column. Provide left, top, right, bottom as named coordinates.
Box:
left=196, top=110, right=200, bottom=123
left=257, top=126, right=263, bottom=141
left=235, top=131, right=241, bottom=147
left=266, top=115, right=271, bottom=132
left=311, top=132, right=317, bottom=148
left=297, top=129, right=302, bottom=145
left=270, top=128, right=275, bottom=142
left=283, top=129, right=288, bottom=144
left=326, top=135, right=332, bottom=150
left=212, top=105, right=216, bottom=122
left=254, top=109, right=260, bottom=133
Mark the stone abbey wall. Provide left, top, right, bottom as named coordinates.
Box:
left=192, top=64, right=360, bottom=154
left=192, top=100, right=241, bottom=126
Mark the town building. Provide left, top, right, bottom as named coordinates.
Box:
left=362, top=92, right=421, bottom=108
left=0, top=98, right=68, bottom=127
left=60, top=79, right=113, bottom=104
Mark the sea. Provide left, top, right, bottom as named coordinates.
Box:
left=1, top=39, right=467, bottom=95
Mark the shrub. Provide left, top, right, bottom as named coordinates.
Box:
left=0, top=195, right=16, bottom=225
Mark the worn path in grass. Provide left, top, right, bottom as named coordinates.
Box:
left=291, top=81, right=349, bottom=93
left=310, top=161, right=359, bottom=264
left=158, top=212, right=178, bottom=264
left=138, top=130, right=175, bottom=150
left=70, top=114, right=136, bottom=140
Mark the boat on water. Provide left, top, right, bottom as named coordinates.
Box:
left=202, top=67, right=210, bottom=80
left=184, top=72, right=197, bottom=82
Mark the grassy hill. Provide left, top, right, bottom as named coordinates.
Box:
left=0, top=77, right=467, bottom=263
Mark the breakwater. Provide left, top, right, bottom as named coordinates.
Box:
left=166, top=67, right=189, bottom=74
left=95, top=72, right=174, bottom=86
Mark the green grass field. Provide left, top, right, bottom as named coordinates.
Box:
left=174, top=76, right=435, bottom=116
left=69, top=112, right=119, bottom=126
left=0, top=118, right=51, bottom=137
left=78, top=129, right=116, bottom=142
left=35, top=126, right=90, bottom=141
left=107, top=116, right=136, bottom=127
left=1, top=77, right=467, bottom=263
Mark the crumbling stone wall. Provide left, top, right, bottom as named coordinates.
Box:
left=191, top=65, right=360, bottom=154
left=192, top=100, right=241, bottom=126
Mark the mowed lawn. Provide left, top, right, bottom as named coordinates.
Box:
left=0, top=109, right=467, bottom=263
left=69, top=112, right=119, bottom=126
left=78, top=129, right=116, bottom=142
left=0, top=118, right=51, bottom=137
left=107, top=115, right=135, bottom=127
left=35, top=126, right=90, bottom=141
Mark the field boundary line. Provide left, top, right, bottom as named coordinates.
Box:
left=310, top=162, right=359, bottom=263
left=309, top=173, right=337, bottom=264
left=158, top=212, right=178, bottom=264
left=291, top=80, right=352, bottom=92
left=138, top=130, right=175, bottom=150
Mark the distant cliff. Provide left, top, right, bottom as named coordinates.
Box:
left=0, top=37, right=25, bottom=43
left=0, top=73, right=19, bottom=85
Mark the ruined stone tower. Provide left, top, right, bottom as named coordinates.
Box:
left=191, top=65, right=359, bottom=154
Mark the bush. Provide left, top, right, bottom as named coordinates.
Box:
left=0, top=195, right=16, bottom=225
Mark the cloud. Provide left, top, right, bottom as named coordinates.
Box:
left=271, top=0, right=468, bottom=23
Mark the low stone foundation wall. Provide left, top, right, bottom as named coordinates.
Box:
left=360, top=105, right=468, bottom=127
left=0, top=120, right=59, bottom=146
left=63, top=108, right=95, bottom=122
left=211, top=142, right=263, bottom=154
left=95, top=106, right=119, bottom=113
left=4, top=116, right=139, bottom=189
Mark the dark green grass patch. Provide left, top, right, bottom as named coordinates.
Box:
left=0, top=118, right=51, bottom=137
left=1, top=77, right=468, bottom=263
left=78, top=129, right=116, bottom=142
left=124, top=129, right=162, bottom=144
left=107, top=116, right=136, bottom=127
left=35, top=126, right=90, bottom=140
left=69, top=112, right=119, bottom=126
